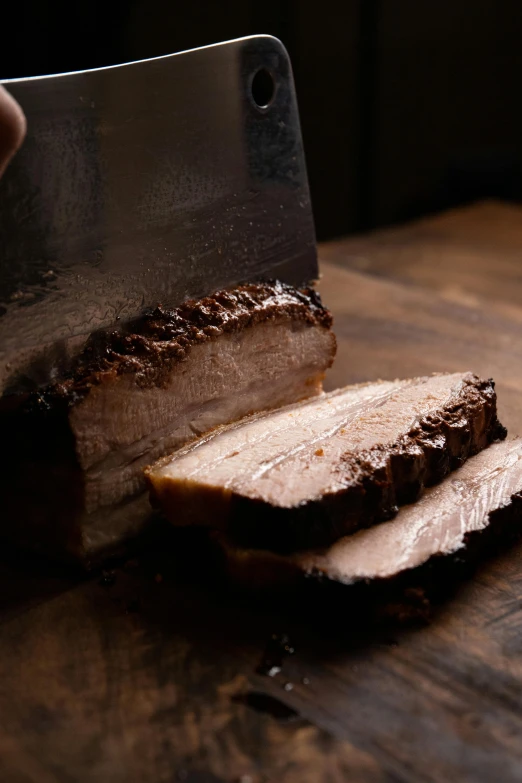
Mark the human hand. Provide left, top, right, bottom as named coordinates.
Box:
left=0, top=85, right=26, bottom=178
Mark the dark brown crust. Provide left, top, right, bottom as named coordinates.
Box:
left=7, top=280, right=333, bottom=417
left=225, top=375, right=506, bottom=553
left=42, top=281, right=333, bottom=399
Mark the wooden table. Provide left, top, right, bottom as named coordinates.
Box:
left=3, top=201, right=522, bottom=783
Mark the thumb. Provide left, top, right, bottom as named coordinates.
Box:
left=0, top=85, right=26, bottom=178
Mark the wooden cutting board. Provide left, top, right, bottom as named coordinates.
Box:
left=2, top=201, right=522, bottom=783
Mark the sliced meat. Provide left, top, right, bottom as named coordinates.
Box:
left=0, top=282, right=335, bottom=563
left=214, top=438, right=522, bottom=589
left=147, top=372, right=506, bottom=552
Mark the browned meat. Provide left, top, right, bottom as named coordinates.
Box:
left=147, top=373, right=506, bottom=552
left=213, top=438, right=522, bottom=590
left=0, top=282, right=335, bottom=563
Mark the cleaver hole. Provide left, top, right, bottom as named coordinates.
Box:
left=251, top=68, right=276, bottom=109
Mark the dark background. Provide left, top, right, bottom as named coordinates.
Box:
left=2, top=0, right=522, bottom=240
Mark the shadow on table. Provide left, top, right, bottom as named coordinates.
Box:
left=1, top=509, right=521, bottom=658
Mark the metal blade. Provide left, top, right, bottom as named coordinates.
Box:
left=0, top=36, right=317, bottom=394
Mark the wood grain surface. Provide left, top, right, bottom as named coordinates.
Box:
left=2, top=201, right=522, bottom=783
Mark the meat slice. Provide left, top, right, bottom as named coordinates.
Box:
left=214, top=438, right=522, bottom=589
left=1, top=282, right=335, bottom=563
left=147, top=373, right=506, bottom=552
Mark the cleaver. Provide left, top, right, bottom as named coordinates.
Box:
left=0, top=35, right=317, bottom=396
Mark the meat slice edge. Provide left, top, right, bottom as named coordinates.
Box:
left=147, top=372, right=506, bottom=552
left=77, top=319, right=334, bottom=512
left=213, top=438, right=522, bottom=589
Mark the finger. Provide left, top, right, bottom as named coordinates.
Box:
left=0, top=85, right=26, bottom=178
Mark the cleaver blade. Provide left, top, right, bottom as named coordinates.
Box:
left=0, top=35, right=317, bottom=395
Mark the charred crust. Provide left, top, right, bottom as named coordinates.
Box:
left=228, top=374, right=507, bottom=553
left=23, top=281, right=332, bottom=408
